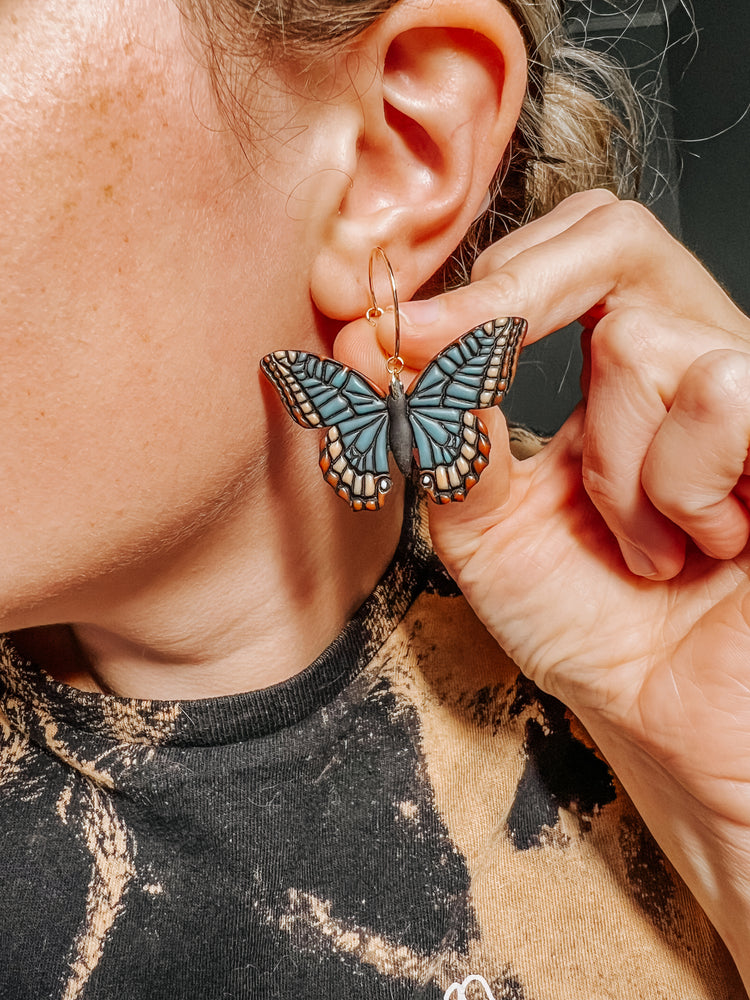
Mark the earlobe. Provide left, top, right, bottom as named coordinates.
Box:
left=309, top=0, right=528, bottom=321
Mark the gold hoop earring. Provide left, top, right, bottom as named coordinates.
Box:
left=260, top=252, right=527, bottom=510
left=366, top=246, right=404, bottom=383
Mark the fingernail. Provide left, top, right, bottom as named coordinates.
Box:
left=620, top=541, right=658, bottom=578
left=400, top=299, right=441, bottom=326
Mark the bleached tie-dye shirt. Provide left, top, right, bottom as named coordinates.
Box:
left=0, top=497, right=745, bottom=999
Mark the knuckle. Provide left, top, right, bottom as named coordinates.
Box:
left=471, top=244, right=514, bottom=283
left=470, top=247, right=497, bottom=282
left=484, top=268, right=521, bottom=309
left=602, top=197, right=658, bottom=234
left=589, top=306, right=654, bottom=372
left=681, top=349, right=750, bottom=418
left=563, top=189, right=619, bottom=212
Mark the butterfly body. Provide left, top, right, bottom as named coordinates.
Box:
left=385, top=379, right=414, bottom=477
left=261, top=316, right=526, bottom=510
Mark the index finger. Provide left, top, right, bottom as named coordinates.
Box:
left=396, top=197, right=747, bottom=370
left=333, top=191, right=614, bottom=380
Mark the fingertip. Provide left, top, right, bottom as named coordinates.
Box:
left=399, top=298, right=441, bottom=327
left=619, top=541, right=659, bottom=578
left=618, top=537, right=686, bottom=581
left=332, top=316, right=390, bottom=390
left=397, top=301, right=454, bottom=370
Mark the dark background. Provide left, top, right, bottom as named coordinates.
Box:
left=670, top=0, right=750, bottom=313
left=503, top=0, right=750, bottom=433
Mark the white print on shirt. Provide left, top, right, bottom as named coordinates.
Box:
left=443, top=974, right=497, bottom=1000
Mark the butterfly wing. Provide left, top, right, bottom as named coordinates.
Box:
left=261, top=350, right=394, bottom=510
left=406, top=317, right=526, bottom=503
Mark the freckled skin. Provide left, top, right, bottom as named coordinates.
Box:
left=0, top=2, right=295, bottom=621
left=0, top=0, right=403, bottom=693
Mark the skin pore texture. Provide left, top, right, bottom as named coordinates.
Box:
left=0, top=0, right=412, bottom=696
left=1, top=0, right=526, bottom=698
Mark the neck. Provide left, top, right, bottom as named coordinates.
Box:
left=12, top=467, right=404, bottom=701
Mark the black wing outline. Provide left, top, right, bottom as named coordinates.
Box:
left=261, top=351, right=393, bottom=510
left=260, top=316, right=526, bottom=509
left=406, top=317, right=526, bottom=502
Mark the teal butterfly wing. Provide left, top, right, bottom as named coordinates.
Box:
left=261, top=351, right=394, bottom=510
left=261, top=316, right=526, bottom=510
left=406, top=317, right=526, bottom=503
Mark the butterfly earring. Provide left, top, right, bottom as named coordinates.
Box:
left=260, top=248, right=526, bottom=511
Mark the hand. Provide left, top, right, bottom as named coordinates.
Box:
left=334, top=191, right=750, bottom=983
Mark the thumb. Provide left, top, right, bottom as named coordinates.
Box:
left=426, top=406, right=514, bottom=562
left=333, top=313, right=421, bottom=393
left=430, top=408, right=586, bottom=593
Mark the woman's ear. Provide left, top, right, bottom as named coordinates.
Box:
left=308, top=0, right=527, bottom=320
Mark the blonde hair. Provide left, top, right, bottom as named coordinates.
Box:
left=180, top=0, right=645, bottom=285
